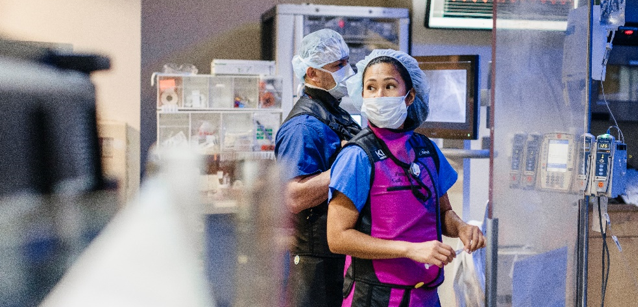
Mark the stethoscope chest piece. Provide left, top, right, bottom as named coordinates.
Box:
left=410, top=162, right=420, bottom=177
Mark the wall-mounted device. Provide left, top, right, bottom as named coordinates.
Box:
left=573, top=133, right=596, bottom=193
left=509, top=133, right=527, bottom=188
left=537, top=133, right=575, bottom=192
left=425, top=0, right=571, bottom=31
left=588, top=134, right=627, bottom=198
left=572, top=133, right=595, bottom=193
left=414, top=55, right=480, bottom=140
left=522, top=133, right=542, bottom=190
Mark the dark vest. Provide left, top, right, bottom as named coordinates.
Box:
left=284, top=93, right=361, bottom=256
left=283, top=96, right=362, bottom=142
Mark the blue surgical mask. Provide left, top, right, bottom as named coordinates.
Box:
left=316, top=65, right=355, bottom=100
left=361, top=92, right=410, bottom=129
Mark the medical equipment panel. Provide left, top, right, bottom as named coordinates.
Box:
left=592, top=135, right=613, bottom=195
left=588, top=134, right=627, bottom=198
left=610, top=142, right=627, bottom=197
left=522, top=133, right=542, bottom=189
left=537, top=133, right=575, bottom=192
left=509, top=133, right=527, bottom=188
left=572, top=133, right=595, bottom=193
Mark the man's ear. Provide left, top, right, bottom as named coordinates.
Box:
left=305, top=67, right=323, bottom=86
left=306, top=67, right=316, bottom=80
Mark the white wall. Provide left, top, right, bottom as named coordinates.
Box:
left=410, top=0, right=492, bottom=224
left=0, top=0, right=142, bottom=202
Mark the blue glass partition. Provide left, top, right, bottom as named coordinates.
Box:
left=489, top=0, right=592, bottom=305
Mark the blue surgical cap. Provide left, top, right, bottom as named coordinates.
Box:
left=291, top=29, right=350, bottom=81
left=346, top=49, right=430, bottom=129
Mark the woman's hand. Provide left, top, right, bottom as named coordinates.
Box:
left=406, top=241, right=456, bottom=268
left=439, top=193, right=487, bottom=254
left=457, top=224, right=486, bottom=253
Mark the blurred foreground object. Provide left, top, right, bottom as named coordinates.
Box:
left=232, top=158, right=286, bottom=307
left=147, top=138, right=287, bottom=306
left=0, top=39, right=110, bottom=196
left=0, top=39, right=116, bottom=306
left=40, top=146, right=215, bottom=307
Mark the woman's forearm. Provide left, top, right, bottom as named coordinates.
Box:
left=438, top=193, right=487, bottom=252
left=329, top=227, right=411, bottom=259
left=441, top=209, right=465, bottom=238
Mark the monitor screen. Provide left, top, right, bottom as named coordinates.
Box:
left=547, top=139, right=570, bottom=172
left=425, top=0, right=570, bottom=31
left=414, top=55, right=479, bottom=140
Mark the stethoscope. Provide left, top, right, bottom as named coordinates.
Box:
left=372, top=132, right=432, bottom=202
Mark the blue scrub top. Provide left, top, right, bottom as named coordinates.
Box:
left=275, top=115, right=341, bottom=182
left=329, top=142, right=458, bottom=212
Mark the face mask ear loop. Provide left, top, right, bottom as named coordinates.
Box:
left=296, top=83, right=305, bottom=97
left=341, top=65, right=355, bottom=83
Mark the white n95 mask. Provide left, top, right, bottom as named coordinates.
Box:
left=361, top=93, right=409, bottom=129
left=317, top=65, right=354, bottom=100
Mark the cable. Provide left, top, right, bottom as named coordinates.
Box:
left=599, top=68, right=626, bottom=144
left=606, top=125, right=625, bottom=143
left=603, top=229, right=610, bottom=307
left=597, top=197, right=610, bottom=307
left=598, top=80, right=620, bottom=133
left=608, top=223, right=638, bottom=295
left=598, top=29, right=621, bottom=138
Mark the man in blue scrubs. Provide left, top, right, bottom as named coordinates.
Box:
left=275, top=29, right=361, bottom=306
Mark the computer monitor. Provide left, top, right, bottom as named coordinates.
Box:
left=414, top=55, right=479, bottom=140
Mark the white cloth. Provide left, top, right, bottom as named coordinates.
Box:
left=450, top=222, right=485, bottom=307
